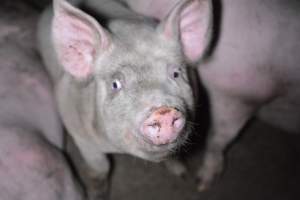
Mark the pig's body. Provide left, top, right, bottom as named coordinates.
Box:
left=0, top=27, right=84, bottom=200
left=197, top=0, right=300, bottom=189
left=199, top=0, right=300, bottom=132
left=114, top=0, right=300, bottom=190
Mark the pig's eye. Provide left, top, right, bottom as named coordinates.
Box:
left=172, top=68, right=182, bottom=79
left=173, top=71, right=180, bottom=78
left=168, top=65, right=182, bottom=80
left=112, top=79, right=122, bottom=91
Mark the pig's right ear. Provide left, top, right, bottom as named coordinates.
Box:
left=52, top=0, right=112, bottom=79
left=158, top=0, right=213, bottom=64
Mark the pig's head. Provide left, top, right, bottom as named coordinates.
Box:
left=52, top=0, right=212, bottom=161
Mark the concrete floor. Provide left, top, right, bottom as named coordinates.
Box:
left=1, top=1, right=300, bottom=199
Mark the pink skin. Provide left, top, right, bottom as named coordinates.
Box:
left=141, top=107, right=186, bottom=145
left=52, top=0, right=112, bottom=79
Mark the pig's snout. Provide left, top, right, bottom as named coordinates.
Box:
left=141, top=107, right=186, bottom=145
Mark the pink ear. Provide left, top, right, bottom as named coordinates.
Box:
left=52, top=0, right=111, bottom=79
left=159, top=0, right=212, bottom=63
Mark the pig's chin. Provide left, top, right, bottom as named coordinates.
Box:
left=130, top=147, right=174, bottom=162
left=129, top=134, right=185, bottom=162
left=125, top=142, right=177, bottom=162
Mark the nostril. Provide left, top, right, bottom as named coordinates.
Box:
left=172, top=117, right=179, bottom=126
left=172, top=117, right=185, bottom=130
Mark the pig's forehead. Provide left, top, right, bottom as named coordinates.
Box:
left=95, top=49, right=170, bottom=74
left=94, top=44, right=183, bottom=78
left=109, top=19, right=182, bottom=59
left=95, top=21, right=184, bottom=74
left=115, top=37, right=181, bottom=64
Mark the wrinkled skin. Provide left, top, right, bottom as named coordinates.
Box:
left=107, top=0, right=300, bottom=191
left=37, top=0, right=211, bottom=198
left=0, top=4, right=84, bottom=199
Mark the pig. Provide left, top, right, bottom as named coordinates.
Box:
left=0, top=26, right=84, bottom=200
left=98, top=0, right=300, bottom=191
left=37, top=0, right=211, bottom=198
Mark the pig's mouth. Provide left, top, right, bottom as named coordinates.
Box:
left=131, top=125, right=190, bottom=162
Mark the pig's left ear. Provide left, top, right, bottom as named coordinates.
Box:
left=158, top=0, right=212, bottom=63
left=52, top=0, right=112, bottom=79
